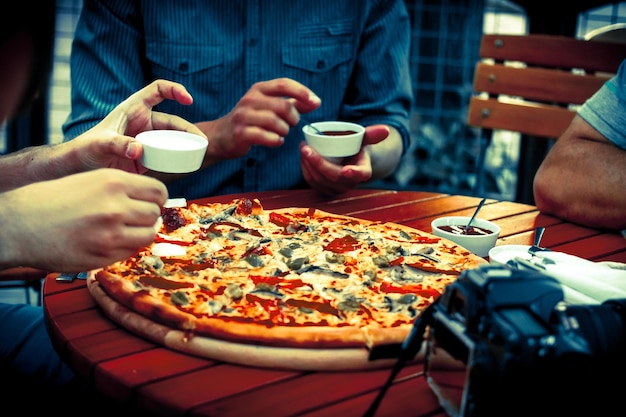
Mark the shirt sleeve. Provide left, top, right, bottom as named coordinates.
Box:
left=339, top=0, right=413, bottom=154
left=578, top=58, right=626, bottom=150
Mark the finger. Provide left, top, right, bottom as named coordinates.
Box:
left=149, top=112, right=207, bottom=138
left=238, top=95, right=301, bottom=128
left=338, top=150, right=373, bottom=182
left=257, top=78, right=321, bottom=113
left=362, top=125, right=390, bottom=146
left=90, top=134, right=138, bottom=160
left=88, top=230, right=157, bottom=265
left=123, top=174, right=169, bottom=205
left=300, top=145, right=342, bottom=178
left=339, top=165, right=371, bottom=183
left=117, top=226, right=162, bottom=250
left=238, top=126, right=285, bottom=147
left=121, top=199, right=163, bottom=227
left=143, top=79, right=194, bottom=107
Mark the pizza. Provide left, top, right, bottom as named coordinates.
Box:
left=87, top=198, right=486, bottom=370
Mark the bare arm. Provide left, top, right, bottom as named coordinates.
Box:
left=0, top=79, right=203, bottom=271
left=533, top=115, right=626, bottom=229
left=0, top=79, right=204, bottom=192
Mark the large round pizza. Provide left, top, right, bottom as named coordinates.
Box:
left=88, top=198, right=486, bottom=370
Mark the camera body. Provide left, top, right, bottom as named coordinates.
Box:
left=424, top=264, right=626, bottom=416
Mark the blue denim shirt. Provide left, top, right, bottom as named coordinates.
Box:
left=63, top=0, right=413, bottom=199
left=579, top=58, right=626, bottom=150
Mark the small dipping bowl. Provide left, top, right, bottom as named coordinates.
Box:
left=136, top=130, right=208, bottom=173
left=431, top=216, right=501, bottom=258
left=488, top=245, right=533, bottom=266
left=302, top=121, right=365, bottom=159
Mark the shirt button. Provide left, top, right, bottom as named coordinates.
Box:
left=246, top=158, right=256, bottom=167
left=316, top=60, right=326, bottom=69
left=179, top=62, right=189, bottom=72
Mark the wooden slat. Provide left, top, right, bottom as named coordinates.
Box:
left=473, top=62, right=609, bottom=105
left=298, top=375, right=444, bottom=417
left=138, top=364, right=296, bottom=415
left=95, top=348, right=214, bottom=405
left=188, top=363, right=426, bottom=417
left=467, top=96, right=576, bottom=138
left=480, top=34, right=626, bottom=73
left=0, top=266, right=47, bottom=282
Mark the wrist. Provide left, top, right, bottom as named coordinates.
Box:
left=0, top=191, right=26, bottom=269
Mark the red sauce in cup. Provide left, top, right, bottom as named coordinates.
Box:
left=438, top=225, right=494, bottom=236
left=321, top=130, right=358, bottom=136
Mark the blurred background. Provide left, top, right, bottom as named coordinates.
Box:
left=2, top=0, right=625, bottom=204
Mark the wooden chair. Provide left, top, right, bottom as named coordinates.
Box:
left=0, top=267, right=48, bottom=305
left=467, top=33, right=626, bottom=202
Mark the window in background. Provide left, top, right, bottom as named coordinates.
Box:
left=478, top=1, right=526, bottom=201
left=48, top=0, right=82, bottom=146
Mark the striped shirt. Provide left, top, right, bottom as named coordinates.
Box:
left=63, top=0, right=413, bottom=199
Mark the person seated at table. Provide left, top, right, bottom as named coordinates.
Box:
left=0, top=1, right=203, bottom=413
left=533, top=58, right=626, bottom=230
left=62, top=0, right=413, bottom=199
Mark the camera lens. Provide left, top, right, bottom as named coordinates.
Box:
left=563, top=299, right=626, bottom=365
left=552, top=298, right=626, bottom=414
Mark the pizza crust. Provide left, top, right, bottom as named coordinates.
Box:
left=88, top=272, right=425, bottom=370
left=95, top=269, right=412, bottom=349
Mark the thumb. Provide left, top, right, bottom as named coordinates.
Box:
left=363, top=125, right=390, bottom=146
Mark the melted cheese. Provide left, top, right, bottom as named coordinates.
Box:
left=104, top=200, right=467, bottom=332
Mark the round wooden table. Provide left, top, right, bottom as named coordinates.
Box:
left=43, top=189, right=626, bottom=416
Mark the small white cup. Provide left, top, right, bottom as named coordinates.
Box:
left=488, top=245, right=533, bottom=265
left=136, top=130, right=208, bottom=173
left=302, top=121, right=365, bottom=159
left=431, top=216, right=501, bottom=258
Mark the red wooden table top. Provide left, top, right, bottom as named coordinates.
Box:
left=43, top=189, right=626, bottom=416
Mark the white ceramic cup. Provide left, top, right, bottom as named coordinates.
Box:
left=431, top=216, right=501, bottom=258
left=302, top=121, right=365, bottom=159
left=136, top=130, right=208, bottom=173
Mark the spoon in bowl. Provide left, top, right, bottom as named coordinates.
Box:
left=302, top=119, right=325, bottom=135
left=465, top=197, right=487, bottom=233
left=528, top=226, right=548, bottom=255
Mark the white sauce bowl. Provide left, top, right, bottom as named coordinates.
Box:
left=136, top=130, right=208, bottom=173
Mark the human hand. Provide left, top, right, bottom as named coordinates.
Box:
left=0, top=169, right=168, bottom=272
left=204, top=78, right=321, bottom=160
left=36, top=79, right=206, bottom=180
left=300, top=125, right=390, bottom=194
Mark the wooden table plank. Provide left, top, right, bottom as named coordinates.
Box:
left=44, top=273, right=88, bottom=295
left=95, top=348, right=214, bottom=405
left=52, top=308, right=116, bottom=341
left=137, top=364, right=298, bottom=416
left=68, top=329, right=156, bottom=379
left=557, top=232, right=626, bottom=261
left=44, top=283, right=94, bottom=316
left=188, top=362, right=425, bottom=417
left=298, top=375, right=444, bottom=417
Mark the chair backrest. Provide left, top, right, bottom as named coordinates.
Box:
left=584, top=22, right=626, bottom=43
left=467, top=33, right=626, bottom=202
left=468, top=33, right=626, bottom=139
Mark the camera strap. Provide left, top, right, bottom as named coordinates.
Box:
left=363, top=304, right=435, bottom=417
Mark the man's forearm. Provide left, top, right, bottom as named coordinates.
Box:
left=369, top=126, right=403, bottom=181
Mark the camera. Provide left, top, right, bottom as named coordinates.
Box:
left=366, top=264, right=626, bottom=417
left=424, top=264, right=626, bottom=416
